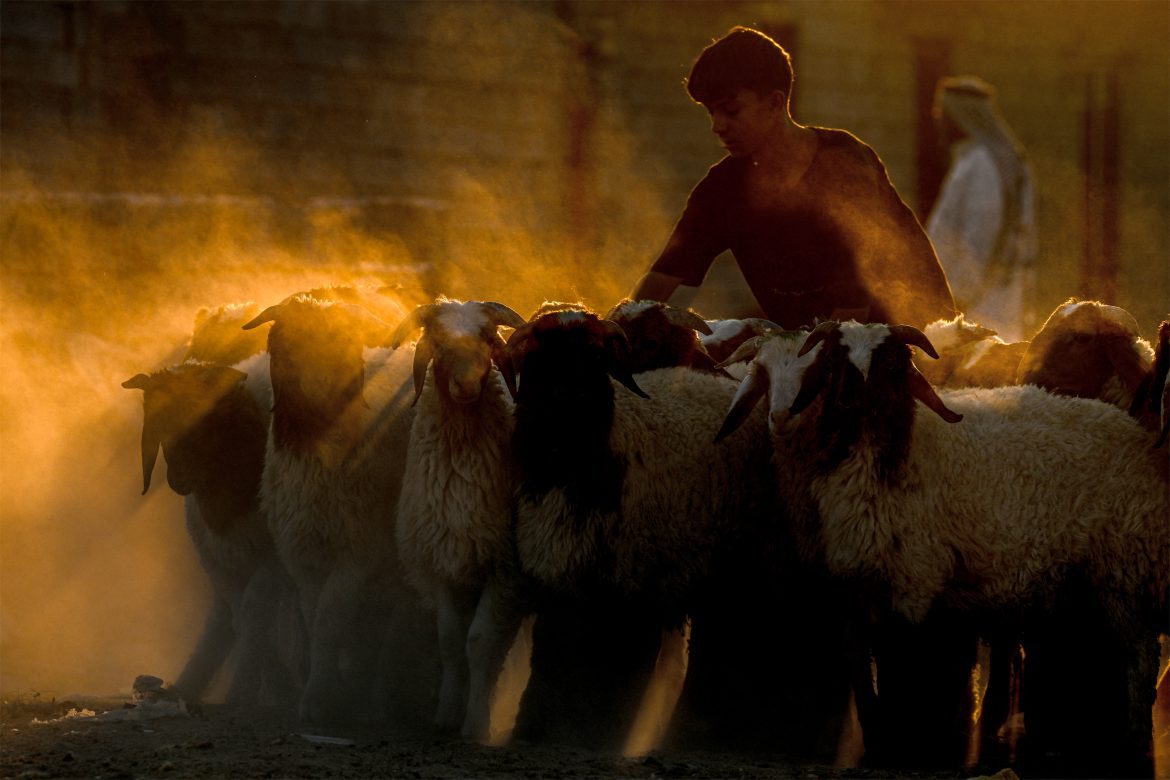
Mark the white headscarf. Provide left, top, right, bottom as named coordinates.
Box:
left=936, top=76, right=1037, bottom=282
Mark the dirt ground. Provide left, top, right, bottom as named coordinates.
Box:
left=0, top=697, right=999, bottom=780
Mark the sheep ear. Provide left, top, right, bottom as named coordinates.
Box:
left=715, top=335, right=764, bottom=369
left=888, top=324, right=940, bottom=360
left=390, top=303, right=440, bottom=348
left=799, top=320, right=839, bottom=357
left=242, top=304, right=281, bottom=330
left=715, top=366, right=765, bottom=443
left=410, top=335, right=435, bottom=406
left=491, top=333, right=518, bottom=401
left=1108, top=339, right=1155, bottom=400
left=481, top=302, right=526, bottom=331
left=600, top=319, right=650, bottom=399
left=663, top=306, right=714, bottom=335
left=908, top=364, right=963, bottom=423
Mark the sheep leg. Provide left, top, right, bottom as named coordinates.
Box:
left=227, top=559, right=294, bottom=709
left=462, top=577, right=525, bottom=743
left=434, top=585, right=477, bottom=733
left=173, top=595, right=235, bottom=704
left=300, top=568, right=369, bottom=725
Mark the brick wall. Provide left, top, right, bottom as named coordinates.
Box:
left=2, top=0, right=1166, bottom=327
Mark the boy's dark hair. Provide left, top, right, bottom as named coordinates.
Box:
left=685, top=26, right=794, bottom=105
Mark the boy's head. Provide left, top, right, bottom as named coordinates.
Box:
left=685, top=26, right=794, bottom=106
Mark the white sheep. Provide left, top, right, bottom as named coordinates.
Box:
left=387, top=298, right=527, bottom=741
left=241, top=291, right=432, bottom=725
left=738, top=319, right=1167, bottom=767
left=122, top=350, right=300, bottom=709
left=919, top=314, right=1028, bottom=389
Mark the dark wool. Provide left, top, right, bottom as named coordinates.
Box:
left=512, top=325, right=625, bottom=519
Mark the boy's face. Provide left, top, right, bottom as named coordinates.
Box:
left=703, top=88, right=785, bottom=158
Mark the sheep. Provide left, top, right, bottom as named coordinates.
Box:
left=919, top=314, right=1029, bottom=389
left=241, top=291, right=434, bottom=725
left=603, top=299, right=723, bottom=374
left=121, top=351, right=300, bottom=709
left=734, top=319, right=1167, bottom=771
left=1017, top=298, right=1155, bottom=427
left=701, top=317, right=783, bottom=364
left=386, top=298, right=527, bottom=741
left=502, top=308, right=845, bottom=753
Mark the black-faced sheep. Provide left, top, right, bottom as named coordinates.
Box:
left=502, top=308, right=816, bottom=752
left=767, top=319, right=1166, bottom=772
left=122, top=353, right=300, bottom=709
left=388, top=299, right=527, bottom=742
left=241, top=292, right=436, bottom=725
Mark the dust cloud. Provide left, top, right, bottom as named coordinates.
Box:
left=0, top=43, right=670, bottom=705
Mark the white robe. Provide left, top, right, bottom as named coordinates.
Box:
left=927, top=141, right=1032, bottom=342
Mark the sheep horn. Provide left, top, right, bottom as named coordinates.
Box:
left=389, top=303, right=440, bottom=348
left=241, top=304, right=282, bottom=330
left=491, top=333, right=518, bottom=401
left=798, top=320, right=839, bottom=357
left=409, top=335, right=435, bottom=406
left=888, top=324, right=940, bottom=360
left=715, top=335, right=765, bottom=369
left=714, top=366, right=766, bottom=443
left=663, top=306, right=714, bottom=335
left=505, top=321, right=538, bottom=381
left=908, top=363, right=963, bottom=423
left=481, top=302, right=526, bottom=330
left=599, top=319, right=650, bottom=399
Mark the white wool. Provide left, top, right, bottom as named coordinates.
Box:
left=838, top=320, right=889, bottom=378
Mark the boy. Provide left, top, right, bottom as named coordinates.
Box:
left=632, top=26, right=956, bottom=330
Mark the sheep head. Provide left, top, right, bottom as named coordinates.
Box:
left=603, top=298, right=723, bottom=374
left=701, top=317, right=782, bottom=365
left=243, top=295, right=395, bottom=452
left=507, top=309, right=649, bottom=402
left=389, top=299, right=525, bottom=405
left=713, top=329, right=817, bottom=443
left=1017, top=298, right=1152, bottom=407
left=122, top=364, right=248, bottom=495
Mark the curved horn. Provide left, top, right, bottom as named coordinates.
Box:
left=714, top=367, right=766, bottom=443
left=599, top=319, right=650, bottom=399
left=715, top=335, right=765, bottom=369
left=798, top=320, right=839, bottom=357
left=505, top=321, right=539, bottom=382
left=390, top=303, right=441, bottom=348
left=481, top=302, right=526, bottom=330
left=241, top=303, right=282, bottom=331
left=663, top=306, right=714, bottom=335
left=491, top=333, right=519, bottom=401
left=409, top=335, right=435, bottom=406
left=908, top=363, right=963, bottom=423
left=888, top=324, right=940, bottom=360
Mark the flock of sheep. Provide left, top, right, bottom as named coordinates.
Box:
left=122, top=285, right=1169, bottom=775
